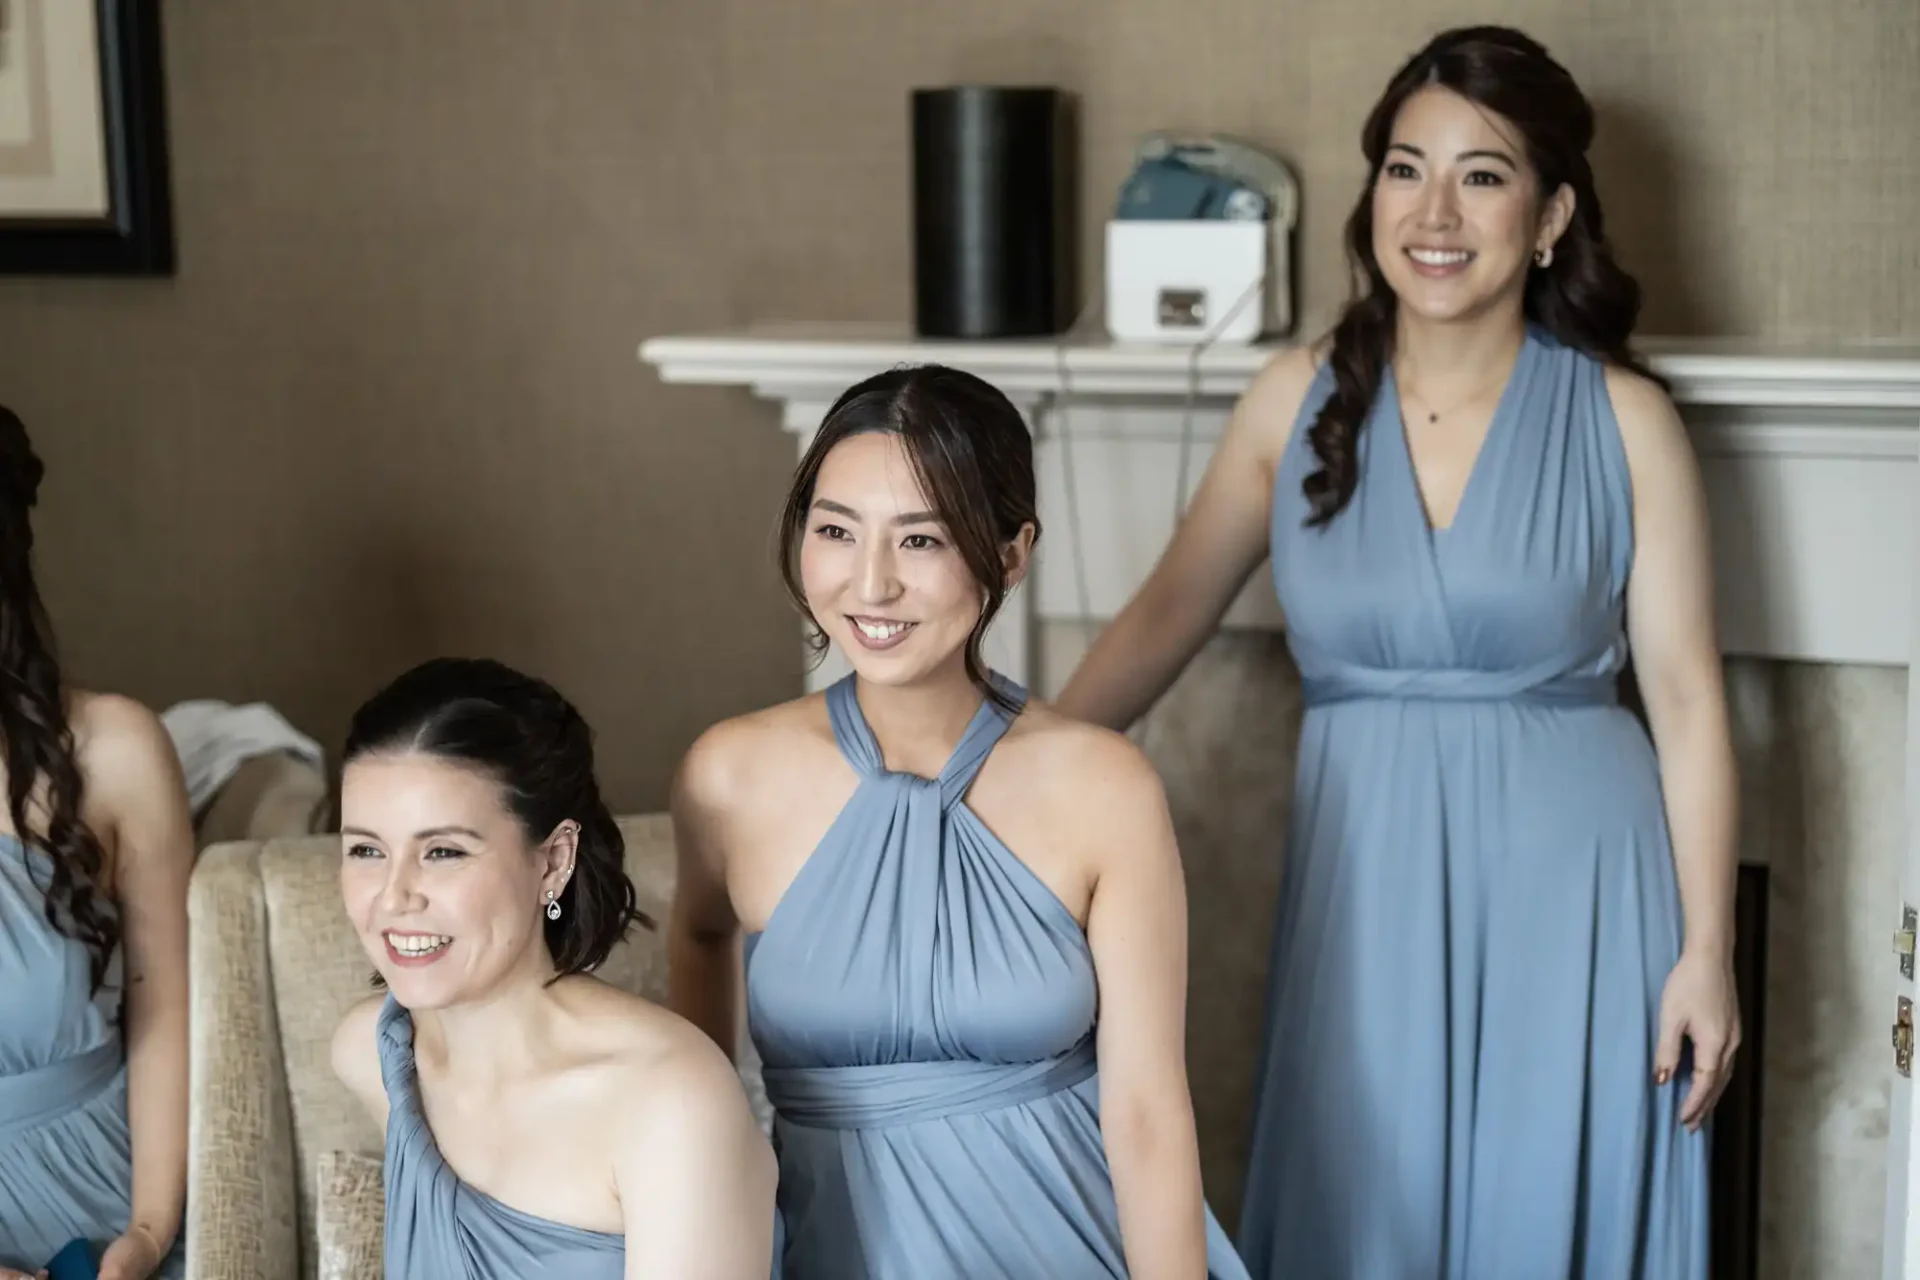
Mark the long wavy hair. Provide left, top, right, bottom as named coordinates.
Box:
left=0, top=406, right=118, bottom=992
left=1302, top=25, right=1665, bottom=526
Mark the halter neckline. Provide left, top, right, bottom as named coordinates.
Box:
left=824, top=673, right=1026, bottom=810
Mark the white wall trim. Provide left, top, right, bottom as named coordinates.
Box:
left=641, top=325, right=1920, bottom=681
left=646, top=324, right=1920, bottom=413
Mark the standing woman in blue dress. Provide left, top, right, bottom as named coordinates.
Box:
left=1056, top=25, right=1740, bottom=1279
left=0, top=407, right=192, bottom=1280
left=669, top=364, right=1250, bottom=1278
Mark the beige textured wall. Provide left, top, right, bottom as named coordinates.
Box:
left=0, top=3, right=801, bottom=807
left=0, top=1, right=1913, bottom=809
left=730, top=0, right=1920, bottom=341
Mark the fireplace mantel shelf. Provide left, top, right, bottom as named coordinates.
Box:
left=643, top=322, right=1920, bottom=418
left=640, top=323, right=1920, bottom=675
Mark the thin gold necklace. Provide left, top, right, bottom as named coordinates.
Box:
left=1396, top=354, right=1517, bottom=425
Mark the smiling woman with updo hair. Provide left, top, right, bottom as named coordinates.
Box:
left=329, top=657, right=777, bottom=1278
left=1057, top=25, right=1738, bottom=1280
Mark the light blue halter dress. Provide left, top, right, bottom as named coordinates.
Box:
left=1237, top=327, right=1710, bottom=1278
left=0, top=833, right=185, bottom=1278
left=746, top=674, right=1251, bottom=1279
left=377, top=995, right=626, bottom=1279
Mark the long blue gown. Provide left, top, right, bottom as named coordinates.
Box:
left=746, top=674, right=1251, bottom=1279
left=0, top=834, right=185, bottom=1278
left=1237, top=327, right=1710, bottom=1277
left=377, top=995, right=625, bottom=1278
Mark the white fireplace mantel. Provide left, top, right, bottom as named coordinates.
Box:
left=641, top=323, right=1920, bottom=687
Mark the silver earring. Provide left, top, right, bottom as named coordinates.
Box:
left=1534, top=245, right=1554, bottom=268
left=545, top=889, right=561, bottom=921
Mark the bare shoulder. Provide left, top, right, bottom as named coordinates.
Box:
left=67, top=691, right=193, bottom=887
left=1001, top=700, right=1170, bottom=821
left=598, top=993, right=774, bottom=1235
left=563, top=977, right=731, bottom=1063
left=1253, top=338, right=1329, bottom=399
left=1232, top=340, right=1329, bottom=464
left=564, top=982, right=760, bottom=1142
left=673, top=693, right=832, bottom=815
left=1602, top=362, right=1693, bottom=467
left=68, top=690, right=183, bottom=803
left=330, top=993, right=388, bottom=1118
left=627, top=1019, right=757, bottom=1134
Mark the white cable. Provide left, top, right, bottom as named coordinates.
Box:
left=1052, top=266, right=1268, bottom=630
left=1172, top=272, right=1265, bottom=529
left=1052, top=289, right=1105, bottom=628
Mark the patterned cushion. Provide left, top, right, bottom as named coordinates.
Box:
left=313, top=1150, right=384, bottom=1280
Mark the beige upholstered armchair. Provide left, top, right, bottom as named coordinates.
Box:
left=183, top=813, right=766, bottom=1279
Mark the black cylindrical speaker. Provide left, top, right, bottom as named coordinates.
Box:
left=911, top=86, right=1070, bottom=339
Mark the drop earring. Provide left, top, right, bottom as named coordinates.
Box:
left=545, top=889, right=561, bottom=921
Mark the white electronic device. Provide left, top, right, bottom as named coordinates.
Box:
left=1102, top=132, right=1299, bottom=346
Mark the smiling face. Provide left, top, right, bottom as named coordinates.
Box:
left=797, top=430, right=1029, bottom=690
left=1371, top=84, right=1572, bottom=325
left=338, top=752, right=573, bottom=1010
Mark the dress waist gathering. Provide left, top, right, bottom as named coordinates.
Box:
left=761, top=1038, right=1097, bottom=1131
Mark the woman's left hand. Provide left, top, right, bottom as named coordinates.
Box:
left=1654, top=946, right=1742, bottom=1132
left=96, top=1227, right=165, bottom=1280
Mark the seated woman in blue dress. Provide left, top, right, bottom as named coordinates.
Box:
left=0, top=407, right=191, bottom=1280
left=330, top=657, right=777, bottom=1279
left=668, top=364, right=1250, bottom=1279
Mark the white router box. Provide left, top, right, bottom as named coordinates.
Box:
left=1104, top=219, right=1273, bottom=346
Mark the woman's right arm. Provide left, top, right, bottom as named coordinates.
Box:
left=666, top=728, right=746, bottom=1059
left=617, top=1033, right=778, bottom=1280
left=1053, top=346, right=1321, bottom=732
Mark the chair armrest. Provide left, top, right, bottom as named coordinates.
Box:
left=185, top=841, right=301, bottom=1278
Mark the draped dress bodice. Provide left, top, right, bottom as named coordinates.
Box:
left=1236, top=328, right=1707, bottom=1279
left=376, top=996, right=625, bottom=1280
left=746, top=675, right=1249, bottom=1279
left=1, top=833, right=185, bottom=1277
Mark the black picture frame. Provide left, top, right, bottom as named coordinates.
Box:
left=0, top=0, right=173, bottom=276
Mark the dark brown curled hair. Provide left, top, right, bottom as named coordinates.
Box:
left=776, top=364, right=1039, bottom=711
left=343, top=657, right=653, bottom=984
left=0, top=405, right=118, bottom=993
left=1303, top=24, right=1666, bottom=527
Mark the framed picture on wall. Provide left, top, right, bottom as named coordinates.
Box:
left=0, top=0, right=171, bottom=275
